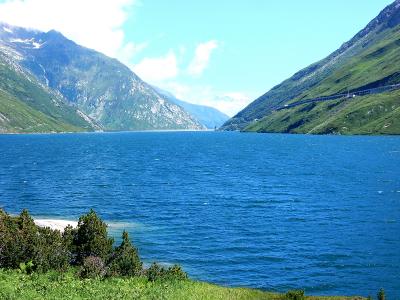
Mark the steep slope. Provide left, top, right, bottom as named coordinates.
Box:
left=152, top=87, right=229, bottom=129
left=0, top=24, right=203, bottom=131
left=221, top=0, right=400, bottom=134
left=0, top=42, right=97, bottom=133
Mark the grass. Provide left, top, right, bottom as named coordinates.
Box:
left=0, top=89, right=85, bottom=133
left=0, top=269, right=365, bottom=300
left=244, top=89, right=400, bottom=135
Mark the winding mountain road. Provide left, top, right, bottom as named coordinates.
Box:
left=277, top=83, right=400, bottom=111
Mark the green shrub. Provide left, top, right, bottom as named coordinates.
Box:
left=0, top=209, right=68, bottom=272
left=0, top=208, right=188, bottom=283
left=285, top=290, right=305, bottom=300
left=378, top=288, right=385, bottom=300
left=73, top=209, right=113, bottom=264
left=34, top=226, right=69, bottom=272
left=0, top=209, right=20, bottom=268
left=146, top=262, right=188, bottom=282
left=165, top=264, right=188, bottom=280
left=62, top=224, right=77, bottom=261
left=147, top=262, right=165, bottom=282
left=19, top=261, right=34, bottom=274
left=79, top=256, right=106, bottom=279
left=107, top=231, right=142, bottom=277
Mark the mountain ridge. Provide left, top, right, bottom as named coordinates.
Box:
left=0, top=23, right=205, bottom=132
left=221, top=0, right=400, bottom=134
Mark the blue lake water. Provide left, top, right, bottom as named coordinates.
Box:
left=0, top=131, right=399, bottom=297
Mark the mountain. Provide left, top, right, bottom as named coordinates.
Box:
left=0, top=35, right=97, bottom=133
left=152, top=87, right=229, bottom=129
left=221, top=0, right=400, bottom=135
left=0, top=24, right=204, bottom=132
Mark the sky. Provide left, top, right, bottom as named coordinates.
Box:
left=0, top=0, right=394, bottom=116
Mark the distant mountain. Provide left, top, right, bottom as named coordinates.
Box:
left=152, top=87, right=229, bottom=129
left=0, top=24, right=204, bottom=132
left=221, top=0, right=400, bottom=135
left=0, top=36, right=97, bottom=133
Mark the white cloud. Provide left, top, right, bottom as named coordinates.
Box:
left=117, top=41, right=148, bottom=66
left=213, top=92, right=252, bottom=116
left=0, top=0, right=136, bottom=58
left=0, top=1, right=246, bottom=115
left=133, top=51, right=179, bottom=82
left=187, top=40, right=218, bottom=76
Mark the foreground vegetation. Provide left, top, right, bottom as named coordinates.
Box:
left=0, top=269, right=367, bottom=300
left=0, top=209, right=369, bottom=299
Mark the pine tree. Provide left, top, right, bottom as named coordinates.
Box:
left=73, top=209, right=113, bottom=264
left=108, top=230, right=142, bottom=276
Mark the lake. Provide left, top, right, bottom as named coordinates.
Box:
left=0, top=131, right=399, bottom=297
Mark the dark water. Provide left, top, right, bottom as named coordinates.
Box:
left=0, top=132, right=399, bottom=297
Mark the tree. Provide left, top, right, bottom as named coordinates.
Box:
left=35, top=226, right=69, bottom=272
left=108, top=230, right=142, bottom=277
left=62, top=224, right=77, bottom=263
left=0, top=209, right=68, bottom=271
left=378, top=288, right=385, bottom=300
left=73, top=209, right=113, bottom=264
left=0, top=209, right=19, bottom=268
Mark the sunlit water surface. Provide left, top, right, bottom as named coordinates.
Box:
left=0, top=132, right=399, bottom=297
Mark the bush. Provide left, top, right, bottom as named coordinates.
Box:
left=0, top=209, right=21, bottom=268
left=73, top=209, right=114, bottom=264
left=62, top=224, right=77, bottom=264
left=107, top=231, right=142, bottom=277
left=285, top=290, right=305, bottom=300
left=0, top=209, right=69, bottom=272
left=147, top=262, right=165, bottom=282
left=0, top=208, right=187, bottom=282
left=19, top=261, right=34, bottom=274
left=34, top=226, right=69, bottom=272
left=79, top=256, right=106, bottom=279
left=146, top=262, right=188, bottom=282
left=378, top=288, right=385, bottom=300
left=165, top=264, right=188, bottom=280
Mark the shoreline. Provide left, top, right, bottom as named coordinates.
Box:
left=0, top=129, right=215, bottom=136
left=34, top=219, right=78, bottom=231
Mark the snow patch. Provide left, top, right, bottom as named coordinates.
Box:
left=3, top=27, right=13, bottom=33
left=10, top=38, right=43, bottom=49
left=32, top=41, right=43, bottom=49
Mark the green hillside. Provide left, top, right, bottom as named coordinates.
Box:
left=0, top=55, right=95, bottom=133
left=0, top=90, right=86, bottom=133
left=246, top=90, right=400, bottom=135
left=222, top=1, right=400, bottom=135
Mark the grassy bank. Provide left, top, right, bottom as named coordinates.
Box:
left=0, top=269, right=364, bottom=300
left=0, top=209, right=367, bottom=299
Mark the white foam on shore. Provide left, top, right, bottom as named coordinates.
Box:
left=34, top=219, right=78, bottom=232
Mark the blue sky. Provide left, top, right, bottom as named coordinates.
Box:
left=0, top=0, right=394, bottom=115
